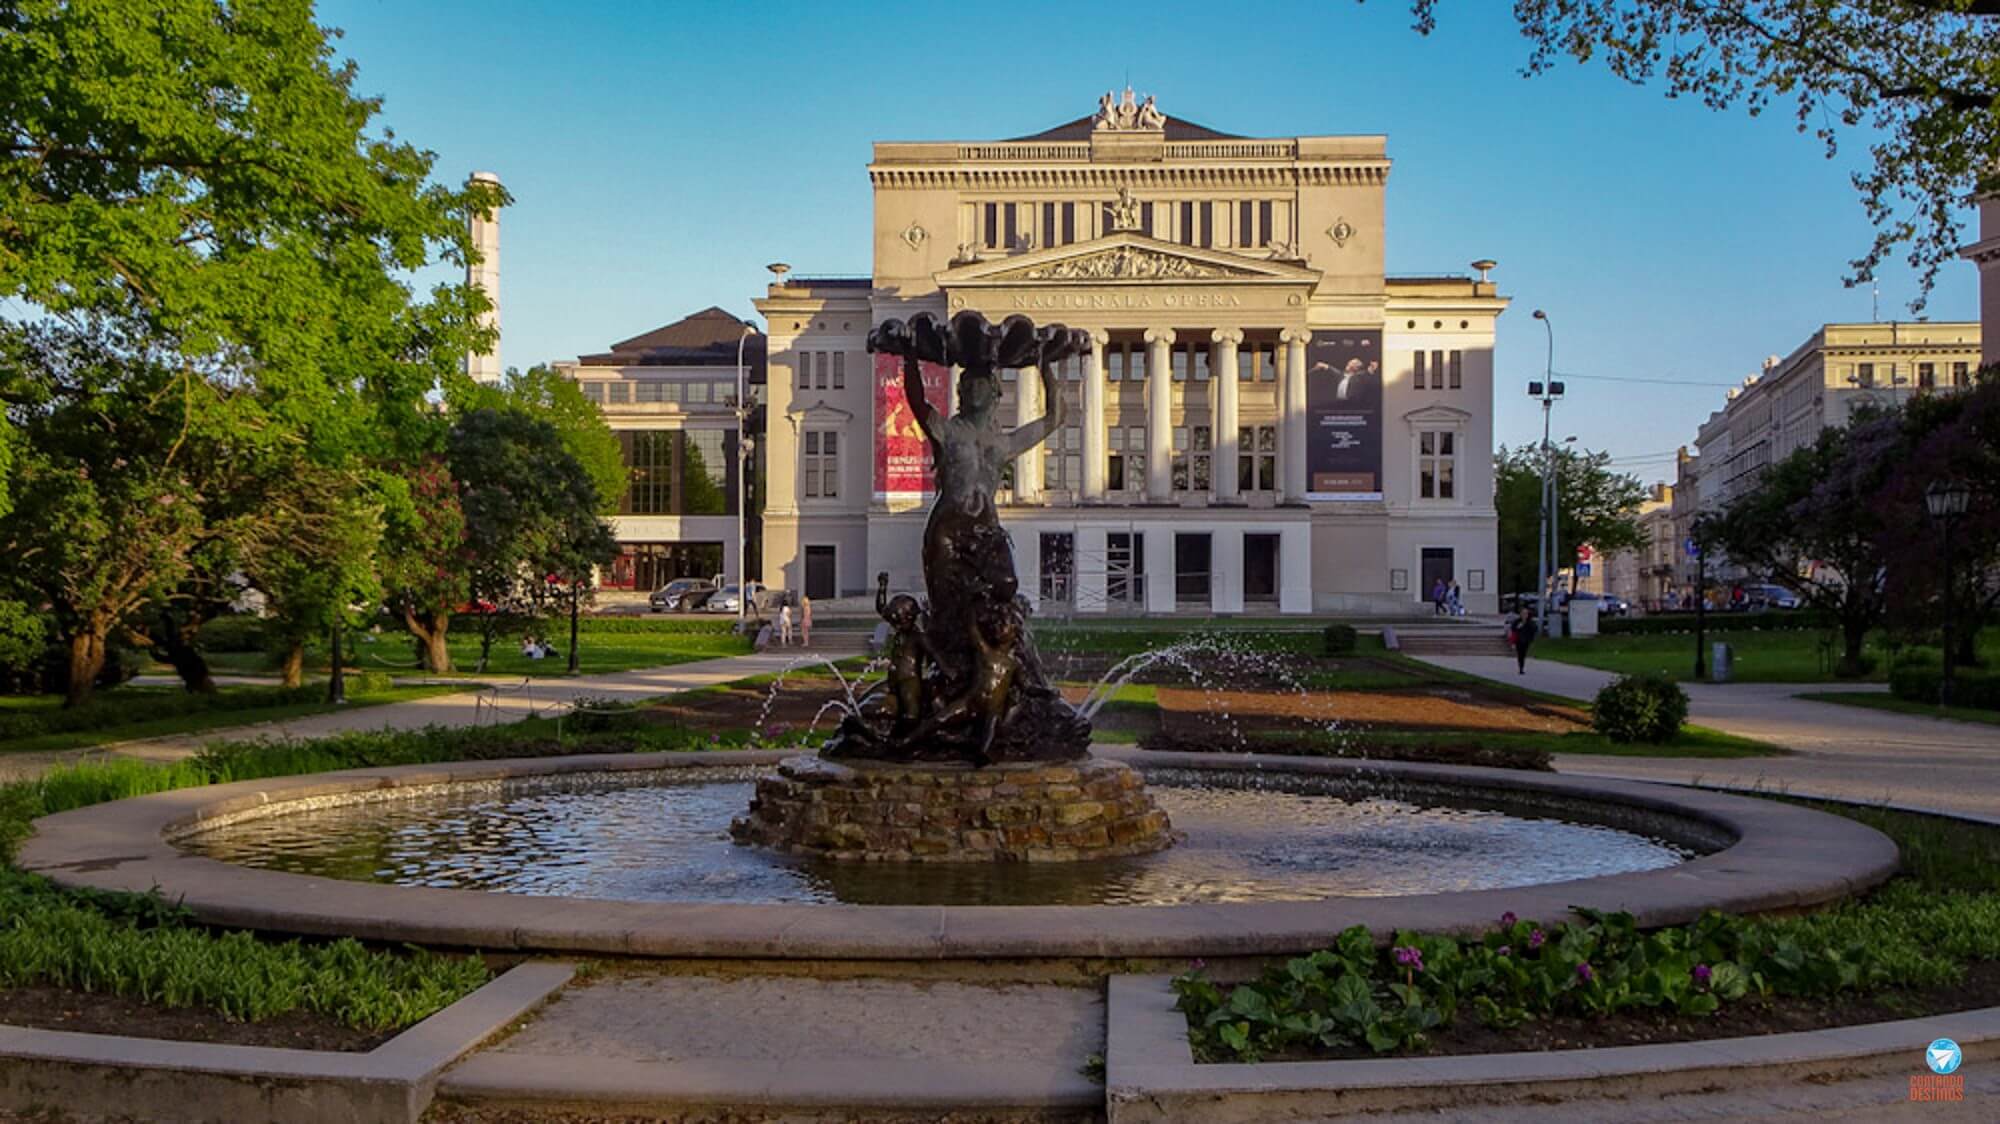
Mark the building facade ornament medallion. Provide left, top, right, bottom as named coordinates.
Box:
left=1092, top=86, right=1167, bottom=132
left=1328, top=217, right=1355, bottom=247
left=1014, top=245, right=1244, bottom=281
left=901, top=222, right=929, bottom=252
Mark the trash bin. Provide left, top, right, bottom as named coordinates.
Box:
left=1711, top=642, right=1733, bottom=683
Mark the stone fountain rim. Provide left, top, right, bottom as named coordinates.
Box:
left=17, top=747, right=1899, bottom=961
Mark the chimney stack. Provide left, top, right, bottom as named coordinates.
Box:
left=466, top=171, right=503, bottom=385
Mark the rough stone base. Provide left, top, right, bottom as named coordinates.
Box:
left=730, top=755, right=1177, bottom=863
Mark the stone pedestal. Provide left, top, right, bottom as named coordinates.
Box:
left=730, top=755, right=1176, bottom=863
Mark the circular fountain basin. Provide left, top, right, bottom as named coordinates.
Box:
left=17, top=748, right=1899, bottom=961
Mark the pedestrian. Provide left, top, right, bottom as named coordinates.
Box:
left=1430, top=576, right=1448, bottom=615
left=778, top=599, right=794, bottom=646
left=800, top=594, right=813, bottom=647
left=1446, top=580, right=1463, bottom=617
left=1507, top=606, right=1539, bottom=674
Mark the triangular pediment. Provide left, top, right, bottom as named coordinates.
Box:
left=1402, top=403, right=1475, bottom=425
left=938, top=233, right=1319, bottom=287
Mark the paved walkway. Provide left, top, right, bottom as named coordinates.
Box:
left=1419, top=654, right=2000, bottom=820
left=0, top=639, right=867, bottom=783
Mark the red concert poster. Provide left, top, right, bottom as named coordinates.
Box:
left=873, top=352, right=950, bottom=501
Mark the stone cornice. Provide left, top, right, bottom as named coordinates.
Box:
left=1960, top=235, right=2000, bottom=265
left=867, top=164, right=1388, bottom=191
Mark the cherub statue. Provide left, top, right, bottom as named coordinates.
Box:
left=894, top=599, right=1024, bottom=768
left=870, top=569, right=930, bottom=735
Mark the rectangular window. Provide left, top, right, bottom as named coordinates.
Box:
left=1260, top=344, right=1276, bottom=381
left=683, top=429, right=731, bottom=513
left=797, top=353, right=812, bottom=390
left=983, top=202, right=998, bottom=249
left=1043, top=426, right=1080, bottom=490
left=1004, top=203, right=1017, bottom=249
left=1239, top=200, right=1252, bottom=247
left=832, top=352, right=846, bottom=390
left=1857, top=362, right=1875, bottom=387
left=1141, top=202, right=1154, bottom=237
left=582, top=382, right=605, bottom=404
left=1061, top=201, right=1075, bottom=245
left=1239, top=425, right=1277, bottom=492
left=1171, top=346, right=1189, bottom=382
left=1418, top=429, right=1457, bottom=500
left=1108, top=345, right=1125, bottom=382
left=1953, top=361, right=1970, bottom=386
left=1042, top=202, right=1055, bottom=247
left=620, top=431, right=673, bottom=515
left=1192, top=343, right=1209, bottom=381
left=1431, top=350, right=1446, bottom=390
left=1259, top=200, right=1273, bottom=246
left=607, top=381, right=630, bottom=405
left=1449, top=350, right=1463, bottom=389
left=633, top=381, right=660, bottom=404
left=802, top=430, right=839, bottom=500
left=1130, top=345, right=1147, bottom=382
left=816, top=352, right=830, bottom=390
left=1199, top=201, right=1213, bottom=248
left=1179, top=201, right=1194, bottom=245
left=1918, top=361, right=1936, bottom=389
left=1413, top=350, right=1427, bottom=390
left=684, top=381, right=711, bottom=404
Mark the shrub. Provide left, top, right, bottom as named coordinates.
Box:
left=1889, top=652, right=2000, bottom=710
left=1322, top=624, right=1359, bottom=656
left=563, top=695, right=649, bottom=734
left=1600, top=609, right=1832, bottom=636
left=347, top=671, right=396, bottom=694
left=1591, top=674, right=1689, bottom=743
left=196, top=615, right=274, bottom=653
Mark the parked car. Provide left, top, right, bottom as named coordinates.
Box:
left=1569, top=592, right=1630, bottom=617
left=1500, top=592, right=1542, bottom=614
left=648, top=578, right=715, bottom=613
left=1742, top=583, right=1801, bottom=611
left=703, top=582, right=768, bottom=614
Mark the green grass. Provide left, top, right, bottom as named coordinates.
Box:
left=1795, top=691, right=2000, bottom=727
left=0, top=683, right=464, bottom=756
left=1351, top=725, right=1781, bottom=760
left=202, top=620, right=753, bottom=679
left=1534, top=629, right=2000, bottom=685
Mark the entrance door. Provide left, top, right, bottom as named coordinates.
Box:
left=1175, top=533, right=1212, bottom=608
left=1420, top=548, right=1454, bottom=604
left=1039, top=533, right=1075, bottom=606
left=1106, top=532, right=1144, bottom=611
left=1244, top=534, right=1279, bottom=604
left=804, top=546, right=837, bottom=600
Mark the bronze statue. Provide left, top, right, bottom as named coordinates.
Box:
left=821, top=311, right=1092, bottom=766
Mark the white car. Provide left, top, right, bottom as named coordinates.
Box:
left=703, top=582, right=767, bottom=613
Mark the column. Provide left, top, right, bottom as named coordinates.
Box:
left=1143, top=521, right=1176, bottom=613
left=1211, top=328, right=1243, bottom=504
left=1212, top=526, right=1245, bottom=614
left=1280, top=328, right=1311, bottom=502
left=1081, top=330, right=1109, bottom=502
left=1143, top=327, right=1175, bottom=502
left=1013, top=364, right=1041, bottom=504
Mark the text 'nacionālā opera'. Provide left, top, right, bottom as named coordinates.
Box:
left=755, top=91, right=1506, bottom=616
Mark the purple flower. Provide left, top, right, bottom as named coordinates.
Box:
left=1528, top=928, right=1546, bottom=949
left=710, top=733, right=721, bottom=744
left=1190, top=958, right=1207, bottom=970
left=1496, top=945, right=1512, bottom=958
left=1500, top=911, right=1517, bottom=927
left=1393, top=946, right=1425, bottom=972
left=1692, top=963, right=1712, bottom=986
left=1576, top=961, right=1595, bottom=983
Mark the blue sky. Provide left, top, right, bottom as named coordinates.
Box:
left=321, top=0, right=1978, bottom=483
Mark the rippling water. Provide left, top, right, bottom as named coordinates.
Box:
left=181, top=772, right=1695, bottom=906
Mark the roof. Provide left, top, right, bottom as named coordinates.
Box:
left=1009, top=115, right=1241, bottom=142
left=580, top=306, right=767, bottom=369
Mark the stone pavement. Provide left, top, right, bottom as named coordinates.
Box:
left=1418, top=654, right=2000, bottom=820
left=0, top=639, right=867, bottom=783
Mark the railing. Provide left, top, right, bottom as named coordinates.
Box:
left=1165, top=140, right=1297, bottom=159
left=472, top=678, right=541, bottom=725
left=957, top=143, right=1090, bottom=161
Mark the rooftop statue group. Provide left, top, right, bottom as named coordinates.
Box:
left=824, top=311, right=1093, bottom=767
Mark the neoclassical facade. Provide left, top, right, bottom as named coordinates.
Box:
left=756, top=94, right=1506, bottom=615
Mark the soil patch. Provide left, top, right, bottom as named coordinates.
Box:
left=643, top=675, right=859, bottom=736
left=1153, top=685, right=1584, bottom=735
left=1139, top=731, right=1553, bottom=772
left=1209, top=958, right=2000, bottom=1063
left=0, top=984, right=393, bottom=1051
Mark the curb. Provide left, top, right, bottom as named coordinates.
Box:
left=1104, top=973, right=1999, bottom=1122
left=0, top=961, right=574, bottom=1124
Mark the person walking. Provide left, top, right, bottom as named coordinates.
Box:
left=1506, top=606, right=1539, bottom=674
left=1446, top=580, right=1463, bottom=617
left=778, top=599, right=794, bottom=647
left=800, top=595, right=814, bottom=648
left=1430, top=576, right=1448, bottom=615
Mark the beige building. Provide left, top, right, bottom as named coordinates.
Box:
left=554, top=308, right=764, bottom=592
left=1962, top=191, right=2000, bottom=369
left=754, top=93, right=1506, bottom=615
left=1602, top=484, right=1675, bottom=611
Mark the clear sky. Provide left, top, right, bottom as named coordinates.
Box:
left=320, top=0, right=1978, bottom=484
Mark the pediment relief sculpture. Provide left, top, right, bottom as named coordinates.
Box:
left=1009, top=246, right=1253, bottom=282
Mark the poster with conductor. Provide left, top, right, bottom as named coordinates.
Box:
left=1304, top=330, right=1383, bottom=500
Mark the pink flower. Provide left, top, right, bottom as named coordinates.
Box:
left=1528, top=928, right=1546, bottom=950
left=1496, top=945, right=1512, bottom=958
left=1500, top=911, right=1517, bottom=926
left=1576, top=961, right=1594, bottom=982
left=1393, top=946, right=1424, bottom=973
left=1692, top=963, right=1712, bottom=986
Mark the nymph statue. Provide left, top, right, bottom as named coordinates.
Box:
left=824, top=311, right=1093, bottom=765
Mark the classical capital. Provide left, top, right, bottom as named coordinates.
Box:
left=1143, top=327, right=1178, bottom=346
left=1210, top=327, right=1245, bottom=346
left=1279, top=327, right=1313, bottom=345
left=1088, top=327, right=1111, bottom=348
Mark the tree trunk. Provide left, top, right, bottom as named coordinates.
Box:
left=64, top=630, right=105, bottom=708
left=425, top=627, right=451, bottom=674
left=280, top=642, right=305, bottom=688
left=155, top=610, right=216, bottom=694
left=1838, top=609, right=1871, bottom=678
left=403, top=608, right=453, bottom=673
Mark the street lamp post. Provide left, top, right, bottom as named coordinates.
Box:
left=735, top=320, right=758, bottom=632
left=1529, top=310, right=1564, bottom=637
left=1926, top=478, right=1972, bottom=707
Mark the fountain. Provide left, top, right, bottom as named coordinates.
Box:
left=728, top=311, right=1178, bottom=863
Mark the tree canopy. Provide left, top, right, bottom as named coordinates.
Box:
left=1495, top=444, right=1649, bottom=596
left=1403, top=0, right=2000, bottom=309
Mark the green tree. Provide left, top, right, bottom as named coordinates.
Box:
left=380, top=460, right=469, bottom=674
left=245, top=466, right=385, bottom=687
left=1710, top=424, right=1892, bottom=675
left=1495, top=445, right=1649, bottom=596
left=468, top=366, right=627, bottom=515
left=1403, top=0, right=2000, bottom=308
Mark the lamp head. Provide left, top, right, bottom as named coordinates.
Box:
left=1532, top=309, right=1547, bottom=321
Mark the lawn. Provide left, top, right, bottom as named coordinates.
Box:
left=1796, top=691, right=2000, bottom=728
left=0, top=682, right=465, bottom=756
left=198, top=619, right=753, bottom=680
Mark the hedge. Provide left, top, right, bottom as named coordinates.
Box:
left=1889, top=654, right=2000, bottom=711
left=444, top=613, right=740, bottom=636
left=1601, top=609, right=1832, bottom=636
